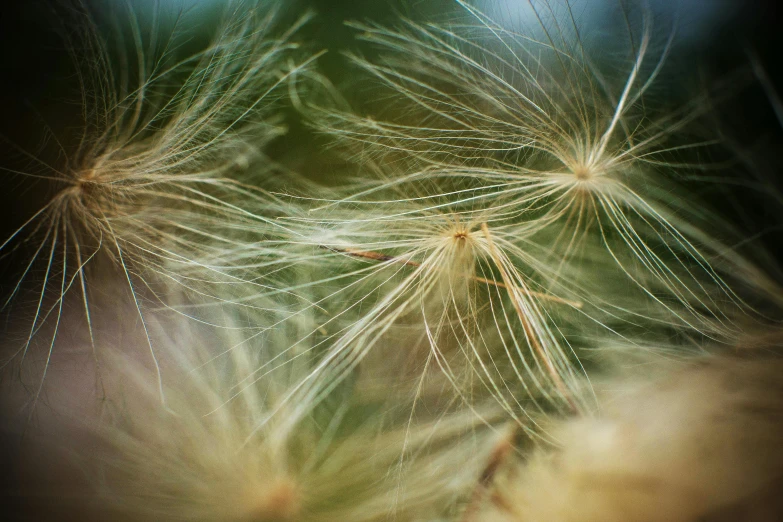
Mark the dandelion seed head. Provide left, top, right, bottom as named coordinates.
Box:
left=453, top=230, right=469, bottom=241
left=572, top=164, right=592, bottom=182
left=562, top=159, right=613, bottom=196
left=439, top=221, right=481, bottom=280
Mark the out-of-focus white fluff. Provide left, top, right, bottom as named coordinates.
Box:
left=480, top=351, right=783, bottom=522
left=2, top=293, right=507, bottom=521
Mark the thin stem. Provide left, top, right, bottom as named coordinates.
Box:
left=459, top=425, right=517, bottom=522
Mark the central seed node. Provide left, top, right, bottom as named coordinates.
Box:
left=573, top=166, right=591, bottom=181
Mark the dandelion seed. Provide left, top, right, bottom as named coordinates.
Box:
left=256, top=180, right=590, bottom=435
left=0, top=1, right=316, bottom=409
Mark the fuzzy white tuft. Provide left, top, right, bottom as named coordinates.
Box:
left=480, top=351, right=783, bottom=522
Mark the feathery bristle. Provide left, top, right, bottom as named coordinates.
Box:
left=0, top=0, right=316, bottom=411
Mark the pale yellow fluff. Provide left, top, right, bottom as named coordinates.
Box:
left=480, top=352, right=783, bottom=522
